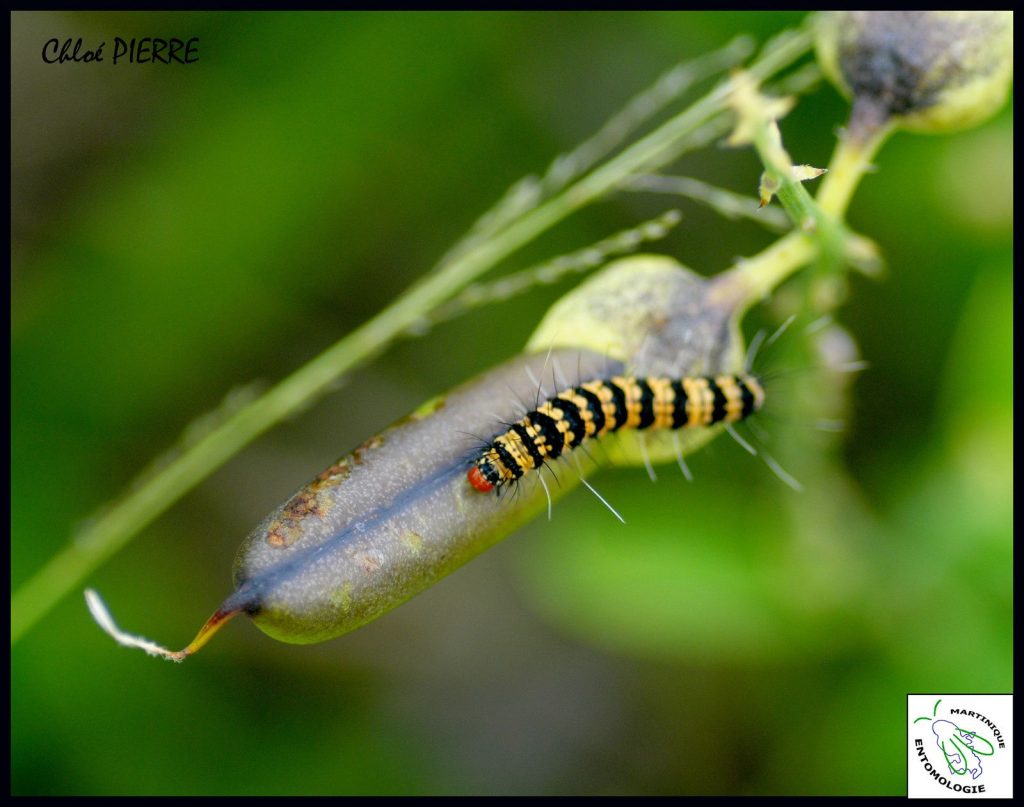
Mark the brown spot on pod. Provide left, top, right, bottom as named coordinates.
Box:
left=315, top=457, right=352, bottom=485
left=354, top=551, right=382, bottom=574
left=351, top=434, right=385, bottom=465
left=266, top=521, right=302, bottom=548
left=284, top=489, right=322, bottom=520
left=266, top=488, right=331, bottom=548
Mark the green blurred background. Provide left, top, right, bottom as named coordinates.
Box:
left=11, top=11, right=1012, bottom=795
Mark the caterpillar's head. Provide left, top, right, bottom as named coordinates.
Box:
left=467, top=458, right=499, bottom=493
left=467, top=464, right=494, bottom=493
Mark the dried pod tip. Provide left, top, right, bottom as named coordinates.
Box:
left=85, top=588, right=241, bottom=662
left=815, top=11, right=1013, bottom=140
left=176, top=606, right=240, bottom=658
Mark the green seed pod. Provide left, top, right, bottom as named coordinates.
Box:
left=234, top=256, right=750, bottom=647
left=815, top=11, right=1013, bottom=138
left=87, top=256, right=754, bottom=659
left=232, top=347, right=620, bottom=645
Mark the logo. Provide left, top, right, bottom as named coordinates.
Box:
left=908, top=694, right=1012, bottom=798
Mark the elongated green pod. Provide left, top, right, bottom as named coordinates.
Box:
left=230, top=347, right=621, bottom=645
left=87, top=255, right=752, bottom=658
left=86, top=349, right=622, bottom=658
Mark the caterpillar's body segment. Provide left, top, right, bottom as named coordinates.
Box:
left=468, top=374, right=764, bottom=492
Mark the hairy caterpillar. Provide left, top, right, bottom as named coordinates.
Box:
left=467, top=374, right=765, bottom=493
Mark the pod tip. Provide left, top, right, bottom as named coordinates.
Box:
left=85, top=588, right=239, bottom=663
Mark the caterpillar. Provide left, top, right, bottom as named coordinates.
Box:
left=467, top=373, right=765, bottom=493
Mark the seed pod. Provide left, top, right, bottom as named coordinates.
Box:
left=234, top=257, right=748, bottom=645
left=88, top=255, right=754, bottom=659
left=815, top=11, right=1013, bottom=139
left=231, top=348, right=622, bottom=645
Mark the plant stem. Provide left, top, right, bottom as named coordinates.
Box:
left=722, top=230, right=818, bottom=315
left=815, top=123, right=893, bottom=217
left=720, top=112, right=892, bottom=315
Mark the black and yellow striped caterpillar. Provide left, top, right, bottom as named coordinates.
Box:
left=467, top=373, right=765, bottom=493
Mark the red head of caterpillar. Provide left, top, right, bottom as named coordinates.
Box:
left=467, top=373, right=765, bottom=493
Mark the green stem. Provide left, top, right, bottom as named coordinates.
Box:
left=815, top=123, right=893, bottom=217
left=721, top=110, right=892, bottom=315
left=11, top=27, right=814, bottom=645
left=722, top=230, right=818, bottom=316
